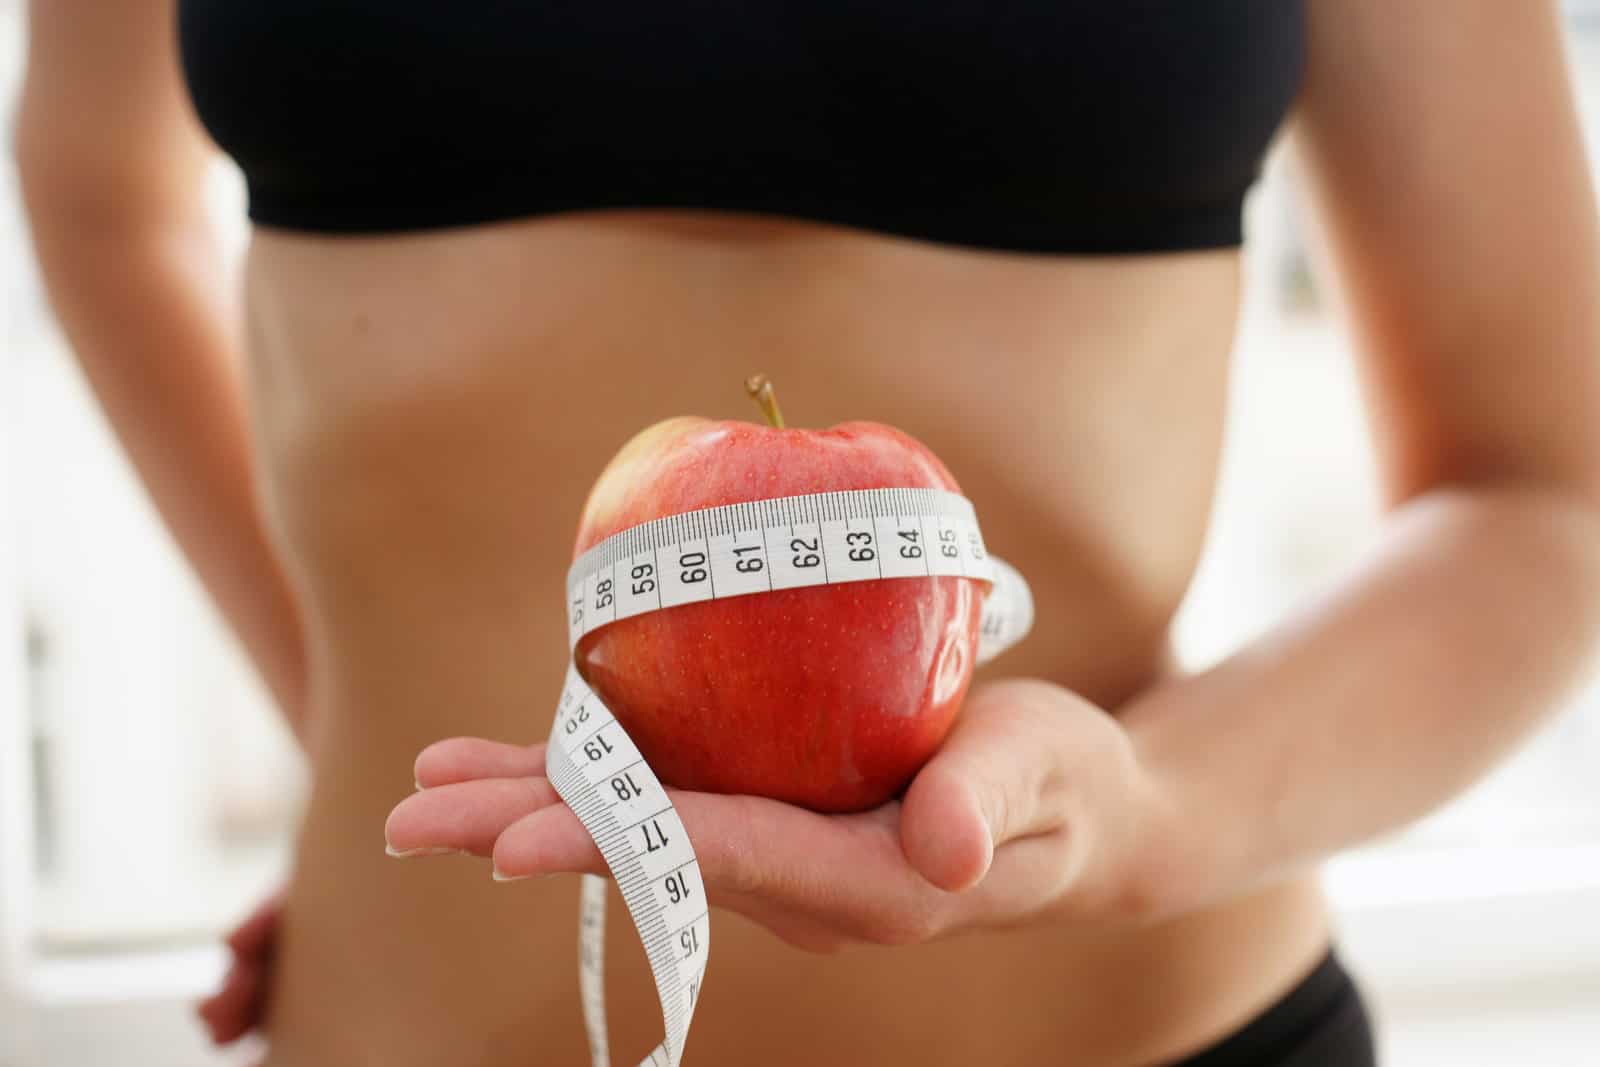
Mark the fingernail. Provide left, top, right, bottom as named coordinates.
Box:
left=414, top=778, right=426, bottom=792
left=385, top=845, right=459, bottom=858
left=491, top=865, right=531, bottom=883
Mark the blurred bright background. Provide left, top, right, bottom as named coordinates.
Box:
left=4, top=3, right=1600, bottom=1066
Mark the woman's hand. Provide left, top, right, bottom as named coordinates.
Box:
left=384, top=679, right=1174, bottom=951
left=196, top=888, right=283, bottom=1048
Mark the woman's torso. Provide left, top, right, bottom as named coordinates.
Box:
left=240, top=211, right=1330, bottom=1067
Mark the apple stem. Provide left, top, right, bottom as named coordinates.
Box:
left=745, top=374, right=787, bottom=429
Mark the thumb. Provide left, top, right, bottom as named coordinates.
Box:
left=900, top=761, right=994, bottom=893
left=899, top=681, right=1063, bottom=893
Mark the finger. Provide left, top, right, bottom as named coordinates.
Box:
left=489, top=791, right=952, bottom=946
left=900, top=681, right=1070, bottom=892
left=487, top=791, right=868, bottom=885
left=489, top=802, right=605, bottom=880
left=224, top=891, right=283, bottom=957
left=414, top=739, right=548, bottom=789
left=899, top=762, right=991, bottom=893
left=386, top=777, right=560, bottom=857
left=196, top=961, right=263, bottom=1045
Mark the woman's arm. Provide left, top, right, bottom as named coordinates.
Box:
left=1122, top=0, right=1600, bottom=916
left=14, top=0, right=310, bottom=742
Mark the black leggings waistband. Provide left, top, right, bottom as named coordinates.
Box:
left=1165, top=950, right=1377, bottom=1066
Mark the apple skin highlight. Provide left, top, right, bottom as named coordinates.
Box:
left=573, top=417, right=982, bottom=814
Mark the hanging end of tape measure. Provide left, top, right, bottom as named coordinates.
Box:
left=976, top=557, right=1034, bottom=665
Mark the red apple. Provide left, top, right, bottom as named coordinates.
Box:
left=571, top=386, right=982, bottom=813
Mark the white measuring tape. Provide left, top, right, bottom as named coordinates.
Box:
left=545, top=487, right=1034, bottom=1067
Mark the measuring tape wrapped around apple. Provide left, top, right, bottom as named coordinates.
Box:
left=535, top=379, right=1034, bottom=1067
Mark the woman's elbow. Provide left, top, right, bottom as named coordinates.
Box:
left=1416, top=481, right=1600, bottom=674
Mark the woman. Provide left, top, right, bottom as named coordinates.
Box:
left=17, top=1, right=1600, bottom=1064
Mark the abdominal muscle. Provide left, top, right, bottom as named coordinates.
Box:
left=240, top=210, right=1330, bottom=1067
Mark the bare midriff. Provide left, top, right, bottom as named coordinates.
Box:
left=242, top=209, right=1330, bottom=1067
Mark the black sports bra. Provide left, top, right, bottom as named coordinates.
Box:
left=177, top=3, right=1305, bottom=255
